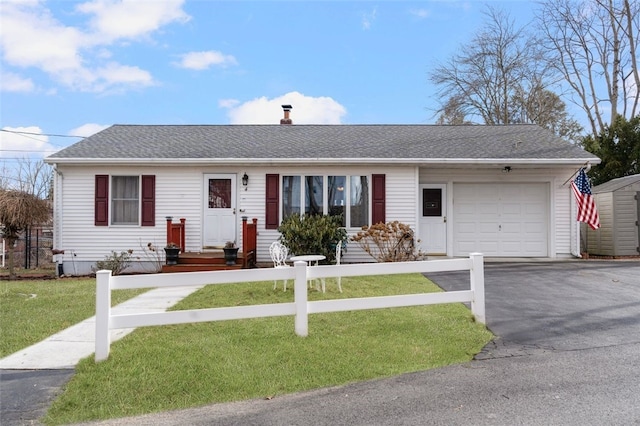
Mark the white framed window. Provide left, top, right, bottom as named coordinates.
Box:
left=282, top=175, right=369, bottom=228
left=111, top=176, right=139, bottom=225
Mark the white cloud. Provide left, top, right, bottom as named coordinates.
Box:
left=0, top=3, right=84, bottom=72
left=223, top=91, right=347, bottom=125
left=175, top=51, right=238, bottom=70
left=94, top=63, right=154, bottom=89
left=0, top=126, right=55, bottom=159
left=69, top=123, right=110, bottom=138
left=0, top=0, right=190, bottom=93
left=361, top=7, right=377, bottom=30
left=77, top=0, right=190, bottom=43
left=0, top=71, right=35, bottom=92
left=410, top=9, right=431, bottom=19
left=218, top=98, right=240, bottom=109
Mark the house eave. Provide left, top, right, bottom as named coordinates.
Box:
left=44, top=157, right=601, bottom=167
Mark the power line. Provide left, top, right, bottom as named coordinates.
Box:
left=0, top=129, right=86, bottom=138
left=0, top=149, right=57, bottom=152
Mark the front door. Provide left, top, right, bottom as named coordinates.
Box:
left=419, top=184, right=447, bottom=255
left=203, top=174, right=236, bottom=248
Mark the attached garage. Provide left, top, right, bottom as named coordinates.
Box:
left=453, top=183, right=549, bottom=257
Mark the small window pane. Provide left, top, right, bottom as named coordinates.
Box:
left=328, top=176, right=346, bottom=226
left=423, top=188, right=442, bottom=217
left=112, top=176, right=139, bottom=225
left=208, top=179, right=231, bottom=208
left=282, top=176, right=300, bottom=219
left=350, top=176, right=368, bottom=227
left=305, top=176, right=323, bottom=216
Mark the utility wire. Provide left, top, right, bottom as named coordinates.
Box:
left=0, top=129, right=86, bottom=138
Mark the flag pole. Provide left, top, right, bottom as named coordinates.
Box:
left=562, top=162, right=591, bottom=186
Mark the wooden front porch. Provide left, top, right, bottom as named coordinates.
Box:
left=162, top=216, right=258, bottom=273
left=161, top=250, right=247, bottom=273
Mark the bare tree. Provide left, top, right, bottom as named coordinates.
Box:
left=429, top=7, right=554, bottom=126
left=536, top=0, right=640, bottom=136
left=512, top=86, right=584, bottom=142
left=0, top=158, right=52, bottom=199
left=435, top=97, right=474, bottom=125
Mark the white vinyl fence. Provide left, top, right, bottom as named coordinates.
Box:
left=95, top=253, right=485, bottom=362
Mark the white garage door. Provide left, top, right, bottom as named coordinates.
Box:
left=453, top=183, right=548, bottom=257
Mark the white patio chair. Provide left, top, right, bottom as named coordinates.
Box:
left=269, top=241, right=291, bottom=291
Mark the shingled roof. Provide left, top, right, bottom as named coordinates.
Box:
left=46, top=124, right=598, bottom=165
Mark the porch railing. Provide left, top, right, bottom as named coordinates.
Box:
left=165, top=216, right=258, bottom=267
left=165, top=216, right=186, bottom=253
left=242, top=217, right=258, bottom=268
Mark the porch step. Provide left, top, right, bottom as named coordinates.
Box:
left=161, top=263, right=242, bottom=273
left=161, top=251, right=246, bottom=273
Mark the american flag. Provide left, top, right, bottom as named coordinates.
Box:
left=571, top=168, right=600, bottom=230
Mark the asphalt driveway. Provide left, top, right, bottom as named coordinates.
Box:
left=4, top=260, right=640, bottom=425
left=429, top=260, right=640, bottom=357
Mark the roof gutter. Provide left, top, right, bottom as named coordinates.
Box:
left=44, top=157, right=601, bottom=166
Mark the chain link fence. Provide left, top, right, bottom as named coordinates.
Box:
left=1, top=227, right=55, bottom=270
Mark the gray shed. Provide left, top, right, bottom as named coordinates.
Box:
left=584, top=174, right=640, bottom=256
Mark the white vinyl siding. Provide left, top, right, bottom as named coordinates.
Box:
left=554, top=176, right=572, bottom=256
left=56, top=167, right=204, bottom=269
left=52, top=163, right=581, bottom=275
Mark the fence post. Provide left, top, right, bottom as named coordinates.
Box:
left=95, top=270, right=112, bottom=362
left=294, top=261, right=309, bottom=337
left=469, top=253, right=486, bottom=324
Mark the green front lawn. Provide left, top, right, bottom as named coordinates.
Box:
left=0, top=277, right=147, bottom=357
left=44, top=273, right=492, bottom=425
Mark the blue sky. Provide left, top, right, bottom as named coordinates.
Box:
left=1, top=0, right=538, bottom=164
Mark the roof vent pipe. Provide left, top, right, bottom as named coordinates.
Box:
left=280, top=105, right=293, bottom=125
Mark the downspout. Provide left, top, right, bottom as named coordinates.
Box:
left=53, top=165, right=65, bottom=274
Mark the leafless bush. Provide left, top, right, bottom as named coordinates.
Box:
left=350, top=221, right=426, bottom=262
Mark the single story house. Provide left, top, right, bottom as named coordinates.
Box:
left=45, top=106, right=600, bottom=275
left=583, top=174, right=640, bottom=257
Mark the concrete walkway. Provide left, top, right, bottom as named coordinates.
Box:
left=0, top=285, right=203, bottom=370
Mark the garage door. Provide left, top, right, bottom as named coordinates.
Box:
left=453, top=183, right=548, bottom=257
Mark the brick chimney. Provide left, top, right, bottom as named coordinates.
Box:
left=280, top=104, right=293, bottom=125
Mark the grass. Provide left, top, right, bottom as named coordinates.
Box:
left=0, top=277, right=147, bottom=357
left=43, top=273, right=492, bottom=425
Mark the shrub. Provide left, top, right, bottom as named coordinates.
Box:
left=93, top=250, right=133, bottom=275
left=350, top=221, right=426, bottom=262
left=277, top=214, right=348, bottom=263
left=136, top=242, right=163, bottom=273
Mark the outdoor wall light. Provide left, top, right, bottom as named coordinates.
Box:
left=242, top=173, right=249, bottom=188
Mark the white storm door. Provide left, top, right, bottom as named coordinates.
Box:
left=203, top=174, right=237, bottom=248
left=419, top=184, right=447, bottom=255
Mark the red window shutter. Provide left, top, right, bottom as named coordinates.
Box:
left=372, top=174, right=386, bottom=224
left=95, top=175, right=109, bottom=226
left=141, top=175, right=155, bottom=226
left=265, top=174, right=280, bottom=229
